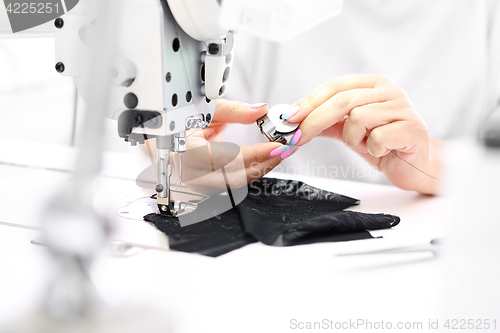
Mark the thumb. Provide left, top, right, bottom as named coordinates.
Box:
left=214, top=99, right=269, bottom=125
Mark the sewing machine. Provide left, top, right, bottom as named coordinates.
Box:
left=0, top=0, right=344, bottom=250
left=0, top=2, right=343, bottom=328
left=41, top=0, right=343, bottom=218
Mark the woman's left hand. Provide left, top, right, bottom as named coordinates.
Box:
left=172, top=99, right=284, bottom=193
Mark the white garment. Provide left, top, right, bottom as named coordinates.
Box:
left=225, top=0, right=500, bottom=183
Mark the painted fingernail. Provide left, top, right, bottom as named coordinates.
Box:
left=289, top=146, right=300, bottom=156
left=280, top=145, right=295, bottom=159
left=281, top=105, right=299, bottom=120
left=290, top=129, right=302, bottom=145
left=249, top=103, right=268, bottom=109
left=270, top=145, right=289, bottom=157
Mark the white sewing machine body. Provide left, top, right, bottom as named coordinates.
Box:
left=0, top=0, right=343, bottom=217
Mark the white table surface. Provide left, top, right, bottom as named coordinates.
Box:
left=0, top=138, right=489, bottom=333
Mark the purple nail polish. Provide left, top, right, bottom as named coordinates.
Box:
left=270, top=145, right=289, bottom=157
left=290, top=129, right=302, bottom=145
left=280, top=145, right=296, bottom=159
left=249, top=103, right=267, bottom=109
left=281, top=105, right=299, bottom=120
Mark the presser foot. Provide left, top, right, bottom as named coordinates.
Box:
left=155, top=190, right=209, bottom=218
left=157, top=197, right=175, bottom=216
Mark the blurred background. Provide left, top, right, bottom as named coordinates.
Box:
left=0, top=37, right=132, bottom=151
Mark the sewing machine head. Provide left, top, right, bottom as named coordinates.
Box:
left=54, top=0, right=236, bottom=217
left=51, top=0, right=343, bottom=218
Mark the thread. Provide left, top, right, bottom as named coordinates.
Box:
left=390, top=150, right=442, bottom=182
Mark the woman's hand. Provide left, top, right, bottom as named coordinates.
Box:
left=283, top=74, right=443, bottom=194
left=172, top=99, right=284, bottom=193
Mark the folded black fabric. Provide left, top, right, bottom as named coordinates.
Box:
left=144, top=178, right=400, bottom=257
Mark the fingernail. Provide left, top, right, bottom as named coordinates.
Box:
left=289, top=146, right=300, bottom=156
left=280, top=145, right=295, bottom=159
left=270, top=145, right=289, bottom=157
left=281, top=105, right=299, bottom=120
left=249, top=103, right=267, bottom=109
left=290, top=129, right=302, bottom=145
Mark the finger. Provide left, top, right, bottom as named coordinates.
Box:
left=197, top=153, right=284, bottom=191
left=244, top=157, right=284, bottom=184
left=214, top=99, right=269, bottom=124
left=279, top=145, right=299, bottom=160
left=343, top=101, right=405, bottom=151
left=366, top=121, right=426, bottom=158
left=192, top=150, right=284, bottom=190
left=350, top=137, right=370, bottom=155
left=180, top=150, right=284, bottom=193
left=240, top=142, right=283, bottom=167
left=317, top=119, right=346, bottom=141
left=224, top=142, right=283, bottom=171
left=180, top=141, right=282, bottom=179
left=202, top=123, right=228, bottom=141
left=286, top=73, right=392, bottom=122
left=296, top=88, right=391, bottom=146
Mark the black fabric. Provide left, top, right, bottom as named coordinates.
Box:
left=144, top=178, right=400, bottom=257
left=145, top=205, right=257, bottom=257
